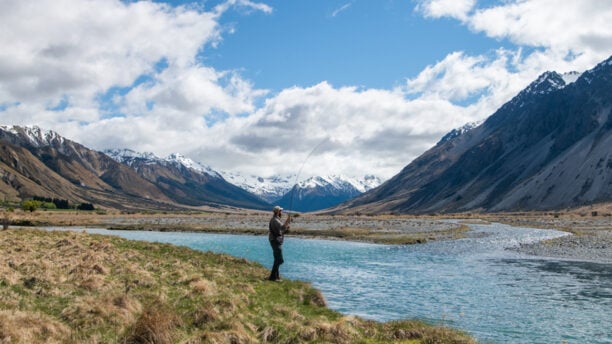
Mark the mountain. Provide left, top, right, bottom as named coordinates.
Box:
left=275, top=175, right=382, bottom=212
left=219, top=172, right=296, bottom=203
left=0, top=125, right=174, bottom=210
left=105, top=149, right=270, bottom=210
left=340, top=56, right=612, bottom=214
left=219, top=172, right=383, bottom=212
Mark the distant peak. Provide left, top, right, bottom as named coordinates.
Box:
left=104, top=148, right=158, bottom=161
left=296, top=174, right=382, bottom=193
left=164, top=153, right=222, bottom=179
left=104, top=148, right=222, bottom=179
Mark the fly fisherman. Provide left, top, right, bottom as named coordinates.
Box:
left=268, top=205, right=291, bottom=281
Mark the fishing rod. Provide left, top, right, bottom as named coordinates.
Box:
left=287, top=137, right=329, bottom=221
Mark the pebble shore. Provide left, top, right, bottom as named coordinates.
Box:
left=495, top=216, right=612, bottom=264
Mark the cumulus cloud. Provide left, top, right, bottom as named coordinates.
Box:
left=0, top=0, right=268, bottom=127
left=185, top=82, right=471, bottom=179
left=2, top=0, right=612, bottom=183
left=418, top=0, right=612, bottom=70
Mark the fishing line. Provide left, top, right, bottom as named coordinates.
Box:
left=288, top=137, right=329, bottom=216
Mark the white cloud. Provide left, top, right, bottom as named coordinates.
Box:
left=0, top=0, right=268, bottom=128
left=185, top=82, right=471, bottom=179
left=417, top=0, right=476, bottom=21
left=2, top=0, right=612, bottom=185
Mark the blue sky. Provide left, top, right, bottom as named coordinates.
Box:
left=206, top=0, right=510, bottom=91
left=1, top=0, right=612, bottom=180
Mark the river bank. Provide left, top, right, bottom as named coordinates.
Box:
left=486, top=214, right=612, bottom=263
left=0, top=227, right=475, bottom=343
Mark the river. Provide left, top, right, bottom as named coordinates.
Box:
left=50, top=222, right=612, bottom=344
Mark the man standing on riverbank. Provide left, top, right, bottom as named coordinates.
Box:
left=268, top=205, right=291, bottom=281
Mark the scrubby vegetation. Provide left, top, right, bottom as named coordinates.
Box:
left=0, top=228, right=474, bottom=343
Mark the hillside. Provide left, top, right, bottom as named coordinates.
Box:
left=0, top=126, right=269, bottom=210
left=340, top=55, right=612, bottom=214
left=0, top=228, right=474, bottom=343
left=105, top=149, right=270, bottom=210
left=0, top=126, right=175, bottom=210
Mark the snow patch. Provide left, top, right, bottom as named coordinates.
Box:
left=297, top=175, right=382, bottom=193
left=561, top=71, right=581, bottom=85
left=104, top=149, right=222, bottom=179
left=165, top=153, right=222, bottom=179
left=220, top=172, right=296, bottom=202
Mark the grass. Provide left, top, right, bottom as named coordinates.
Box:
left=0, top=228, right=475, bottom=343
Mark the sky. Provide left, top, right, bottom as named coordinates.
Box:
left=1, top=0, right=612, bottom=181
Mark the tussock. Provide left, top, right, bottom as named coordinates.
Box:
left=123, top=300, right=181, bottom=344
left=190, top=278, right=217, bottom=295
left=0, top=310, right=70, bottom=344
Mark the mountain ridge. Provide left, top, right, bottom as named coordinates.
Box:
left=0, top=126, right=269, bottom=210
left=103, top=148, right=269, bottom=210
left=337, top=55, right=612, bottom=214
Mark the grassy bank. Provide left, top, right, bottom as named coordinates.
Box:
left=0, top=228, right=474, bottom=343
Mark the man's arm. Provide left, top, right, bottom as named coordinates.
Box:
left=282, top=217, right=291, bottom=234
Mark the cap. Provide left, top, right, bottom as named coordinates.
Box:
left=273, top=205, right=283, bottom=213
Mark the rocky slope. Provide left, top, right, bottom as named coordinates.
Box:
left=105, top=149, right=270, bottom=210
left=340, top=56, right=612, bottom=214
left=0, top=125, right=173, bottom=209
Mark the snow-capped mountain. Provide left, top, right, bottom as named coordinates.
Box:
left=219, top=171, right=383, bottom=211
left=219, top=172, right=297, bottom=203
left=108, top=148, right=384, bottom=211
left=296, top=175, right=381, bottom=193
left=104, top=148, right=269, bottom=209
left=105, top=149, right=222, bottom=179
left=274, top=175, right=383, bottom=212
left=0, top=125, right=66, bottom=148
left=0, top=125, right=174, bottom=209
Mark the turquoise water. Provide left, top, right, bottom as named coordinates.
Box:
left=52, top=223, right=611, bottom=343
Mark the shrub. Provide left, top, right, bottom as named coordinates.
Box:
left=41, top=202, right=57, bottom=210
left=21, top=200, right=41, bottom=212
left=77, top=203, right=95, bottom=211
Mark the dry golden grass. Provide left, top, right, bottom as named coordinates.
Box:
left=0, top=310, right=71, bottom=344
left=123, top=299, right=182, bottom=344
